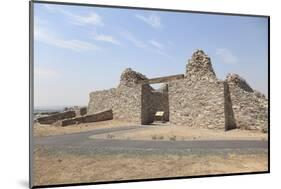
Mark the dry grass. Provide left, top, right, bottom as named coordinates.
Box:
left=33, top=120, right=136, bottom=137
left=91, top=125, right=267, bottom=141
left=33, top=148, right=268, bottom=186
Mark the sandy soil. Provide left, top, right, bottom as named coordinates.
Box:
left=33, top=148, right=268, bottom=186
left=91, top=125, right=267, bottom=141
left=33, top=120, right=136, bottom=137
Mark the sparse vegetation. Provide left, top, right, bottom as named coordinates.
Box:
left=106, top=134, right=115, bottom=139
left=151, top=134, right=157, bottom=140
left=158, top=135, right=164, bottom=140
left=33, top=120, right=136, bottom=137
left=33, top=147, right=268, bottom=186
left=151, top=134, right=164, bottom=140
left=92, top=125, right=267, bottom=141
left=169, top=135, right=177, bottom=141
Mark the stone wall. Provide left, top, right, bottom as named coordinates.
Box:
left=37, top=110, right=76, bottom=124
left=88, top=85, right=142, bottom=123
left=224, top=82, right=237, bottom=130
left=86, top=49, right=268, bottom=132
left=226, top=74, right=268, bottom=131
left=168, top=78, right=225, bottom=129
left=169, top=50, right=225, bottom=129
left=88, top=88, right=116, bottom=114
left=88, top=68, right=145, bottom=123
left=141, top=85, right=169, bottom=124
left=61, top=110, right=113, bottom=126
left=185, top=49, right=216, bottom=81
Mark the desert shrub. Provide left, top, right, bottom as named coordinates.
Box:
left=158, top=135, right=164, bottom=140
left=106, top=134, right=115, bottom=139
left=151, top=135, right=157, bottom=140
left=169, top=135, right=176, bottom=141
left=151, top=135, right=164, bottom=140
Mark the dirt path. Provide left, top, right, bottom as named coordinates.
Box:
left=34, top=126, right=268, bottom=156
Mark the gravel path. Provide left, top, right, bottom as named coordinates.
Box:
left=33, top=126, right=268, bottom=156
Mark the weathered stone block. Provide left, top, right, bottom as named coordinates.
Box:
left=59, top=110, right=113, bottom=126
left=37, top=110, right=76, bottom=124
left=83, top=110, right=113, bottom=123
left=61, top=117, right=84, bottom=127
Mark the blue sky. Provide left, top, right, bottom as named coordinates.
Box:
left=34, top=3, right=268, bottom=107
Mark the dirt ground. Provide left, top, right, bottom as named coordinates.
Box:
left=90, top=124, right=267, bottom=141
left=33, top=147, right=268, bottom=186
left=34, top=120, right=267, bottom=141
left=33, top=120, right=136, bottom=137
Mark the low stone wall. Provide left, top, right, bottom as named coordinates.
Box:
left=83, top=109, right=113, bottom=123
left=61, top=117, right=84, bottom=126
left=37, top=110, right=76, bottom=124
left=61, top=110, right=113, bottom=126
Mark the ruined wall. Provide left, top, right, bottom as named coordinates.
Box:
left=169, top=78, right=225, bottom=129
left=61, top=110, right=113, bottom=126
left=86, top=49, right=268, bottom=131
left=141, top=85, right=169, bottom=124
left=88, top=68, right=145, bottom=123
left=88, top=86, right=142, bottom=123
left=169, top=50, right=225, bottom=129
left=88, top=88, right=116, bottom=114
left=226, top=74, right=268, bottom=131
left=37, top=110, right=76, bottom=124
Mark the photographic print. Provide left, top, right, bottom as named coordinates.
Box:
left=31, top=1, right=269, bottom=187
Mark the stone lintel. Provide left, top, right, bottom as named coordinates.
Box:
left=138, top=74, right=184, bottom=85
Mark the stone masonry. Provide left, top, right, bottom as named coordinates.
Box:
left=88, top=49, right=268, bottom=131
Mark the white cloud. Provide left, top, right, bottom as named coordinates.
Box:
left=216, top=48, right=238, bottom=64
left=149, top=40, right=164, bottom=49
left=66, top=11, right=103, bottom=26
left=93, top=33, right=120, bottom=45
left=35, top=25, right=100, bottom=52
left=136, top=14, right=162, bottom=29
left=120, top=30, right=146, bottom=48
left=44, top=5, right=103, bottom=26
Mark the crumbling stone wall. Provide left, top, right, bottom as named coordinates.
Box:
left=88, top=69, right=145, bottom=123
left=226, top=74, right=268, bottom=131
left=185, top=49, right=216, bottom=81
left=61, top=109, right=113, bottom=126
left=169, top=50, right=225, bottom=129
left=37, top=110, right=76, bottom=124
left=87, top=49, right=268, bottom=132
left=88, top=88, right=116, bottom=114
left=88, top=86, right=142, bottom=123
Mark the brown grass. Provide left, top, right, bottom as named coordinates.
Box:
left=33, top=120, right=136, bottom=137
left=33, top=148, right=268, bottom=186
left=91, top=125, right=267, bottom=141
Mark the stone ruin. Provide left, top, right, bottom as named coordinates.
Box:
left=36, top=106, right=113, bottom=127
left=88, top=49, right=268, bottom=132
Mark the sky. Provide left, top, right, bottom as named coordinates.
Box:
left=34, top=3, right=268, bottom=108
